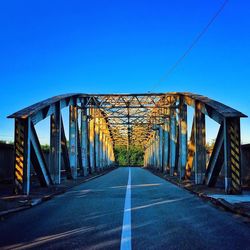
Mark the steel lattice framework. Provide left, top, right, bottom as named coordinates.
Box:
left=9, top=92, right=247, bottom=195
left=80, top=93, right=177, bottom=147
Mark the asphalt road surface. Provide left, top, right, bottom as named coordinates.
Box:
left=0, top=167, right=250, bottom=250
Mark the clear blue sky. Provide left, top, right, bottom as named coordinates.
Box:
left=0, top=0, right=249, bottom=144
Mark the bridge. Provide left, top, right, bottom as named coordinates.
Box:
left=9, top=92, right=246, bottom=195
left=1, top=92, right=250, bottom=249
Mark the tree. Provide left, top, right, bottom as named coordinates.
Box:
left=114, top=145, right=144, bottom=166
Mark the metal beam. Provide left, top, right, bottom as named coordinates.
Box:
left=69, top=101, right=78, bottom=179
left=178, top=100, right=187, bottom=179
left=224, top=118, right=242, bottom=194
left=194, top=101, right=206, bottom=184
left=49, top=101, right=61, bottom=184
left=89, top=108, right=96, bottom=173
left=14, top=118, right=31, bottom=195
left=30, top=122, right=52, bottom=186
left=170, top=108, right=177, bottom=176
left=61, top=117, right=72, bottom=179
left=204, top=124, right=224, bottom=187
left=81, top=104, right=89, bottom=176
left=185, top=118, right=195, bottom=179
left=163, top=117, right=170, bottom=173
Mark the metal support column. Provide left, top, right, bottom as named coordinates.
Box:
left=81, top=103, right=89, bottom=176
left=224, top=118, right=242, bottom=194
left=178, top=100, right=187, bottom=179
left=99, top=118, right=104, bottom=170
left=69, top=100, right=78, bottom=179
left=50, top=101, right=61, bottom=184
left=163, top=117, right=170, bottom=173
left=104, top=134, right=108, bottom=168
left=95, top=114, right=100, bottom=171
left=14, top=118, right=31, bottom=194
left=194, top=101, right=206, bottom=184
left=89, top=108, right=96, bottom=173
left=159, top=125, right=164, bottom=172
left=170, top=108, right=177, bottom=176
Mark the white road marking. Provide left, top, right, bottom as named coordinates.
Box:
left=120, top=167, right=132, bottom=250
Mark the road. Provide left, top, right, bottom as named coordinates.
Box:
left=0, top=167, right=250, bottom=250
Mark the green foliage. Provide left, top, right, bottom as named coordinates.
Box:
left=41, top=144, right=50, bottom=152
left=0, top=140, right=13, bottom=145
left=114, top=145, right=144, bottom=166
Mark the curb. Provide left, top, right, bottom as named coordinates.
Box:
left=147, top=168, right=250, bottom=219
left=0, top=168, right=117, bottom=218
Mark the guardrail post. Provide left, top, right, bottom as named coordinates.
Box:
left=194, top=101, right=206, bottom=184
left=69, top=100, right=78, bottom=179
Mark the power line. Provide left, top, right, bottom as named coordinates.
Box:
left=150, top=0, right=229, bottom=91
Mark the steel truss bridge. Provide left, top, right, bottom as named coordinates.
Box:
left=9, top=92, right=246, bottom=195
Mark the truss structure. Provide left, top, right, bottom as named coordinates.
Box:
left=80, top=94, right=178, bottom=147
left=9, top=92, right=246, bottom=195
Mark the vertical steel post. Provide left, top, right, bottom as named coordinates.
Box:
left=102, top=132, right=106, bottom=168
left=14, top=118, right=31, bottom=195
left=150, top=141, right=153, bottom=167
left=99, top=117, right=104, bottom=170
left=163, top=116, right=170, bottom=173
left=81, top=102, right=89, bottom=176
left=156, top=129, right=160, bottom=170
left=50, top=101, right=61, bottom=184
left=194, top=101, right=206, bottom=184
left=95, top=113, right=100, bottom=171
left=89, top=108, right=96, bottom=173
left=224, top=118, right=242, bottom=194
left=69, top=100, right=78, bottom=179
left=107, top=139, right=111, bottom=167
left=159, top=125, right=164, bottom=172
left=178, top=99, right=187, bottom=179
left=105, top=134, right=108, bottom=168
left=152, top=135, right=157, bottom=168
left=170, top=108, right=177, bottom=176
